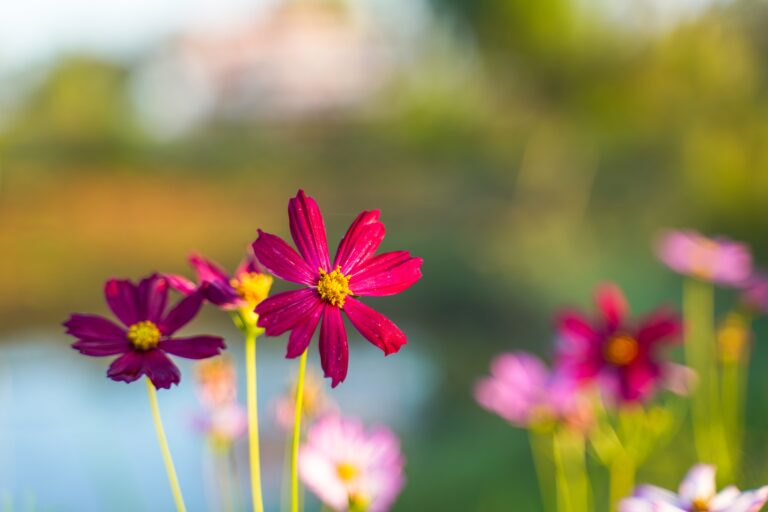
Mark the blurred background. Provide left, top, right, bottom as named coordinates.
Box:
left=4, top=0, right=768, bottom=510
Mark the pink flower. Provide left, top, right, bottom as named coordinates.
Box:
left=194, top=403, right=248, bottom=446
left=274, top=368, right=337, bottom=431
left=474, top=352, right=592, bottom=430
left=252, top=190, right=423, bottom=386
left=555, top=283, right=683, bottom=403
left=740, top=272, right=768, bottom=314
left=620, top=464, right=768, bottom=511
left=192, top=357, right=247, bottom=445
left=165, top=248, right=273, bottom=312
left=299, top=415, right=405, bottom=512
left=656, top=230, right=752, bottom=286
left=64, top=274, right=226, bottom=389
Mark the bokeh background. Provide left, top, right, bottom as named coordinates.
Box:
left=4, top=0, right=768, bottom=510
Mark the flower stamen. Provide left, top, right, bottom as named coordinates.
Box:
left=317, top=266, right=351, bottom=308
left=336, top=462, right=359, bottom=482
left=604, top=334, right=639, bottom=366
left=691, top=498, right=709, bottom=511
left=230, top=272, right=273, bottom=305
left=127, top=320, right=161, bottom=351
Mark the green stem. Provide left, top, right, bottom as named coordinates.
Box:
left=146, top=377, right=187, bottom=512
left=608, top=451, right=634, bottom=512
left=553, top=428, right=589, bottom=512
left=245, top=328, right=265, bottom=512
left=529, top=430, right=555, bottom=512
left=290, top=350, right=308, bottom=512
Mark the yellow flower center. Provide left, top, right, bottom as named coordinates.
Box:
left=317, top=266, right=351, bottom=307
left=127, top=320, right=161, bottom=351
left=604, top=334, right=639, bottom=366
left=230, top=272, right=273, bottom=306
left=691, top=498, right=709, bottom=511
left=336, top=462, right=360, bottom=482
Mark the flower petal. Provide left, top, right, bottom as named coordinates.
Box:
left=252, top=230, right=316, bottom=285
left=104, top=279, right=139, bottom=326
left=333, top=210, right=385, bottom=274
left=725, top=486, right=768, bottom=512
left=344, top=297, right=406, bottom=355
left=633, top=484, right=682, bottom=505
left=235, top=248, right=264, bottom=277
left=106, top=351, right=145, bottom=384
left=164, top=274, right=198, bottom=295
left=678, top=464, right=716, bottom=503
left=189, top=253, right=230, bottom=287
left=348, top=251, right=423, bottom=297
left=635, top=308, right=683, bottom=345
left=256, top=289, right=322, bottom=336
left=137, top=274, right=168, bottom=322
left=159, top=335, right=226, bottom=360
left=143, top=350, right=182, bottom=389
left=64, top=314, right=126, bottom=341
left=595, top=283, right=628, bottom=330
left=286, top=300, right=324, bottom=358
left=160, top=291, right=204, bottom=335
left=201, top=281, right=241, bottom=308
left=289, top=190, right=331, bottom=272
left=318, top=305, right=349, bottom=387
left=620, top=360, right=661, bottom=402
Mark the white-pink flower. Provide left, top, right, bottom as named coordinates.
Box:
left=620, top=464, right=768, bottom=512
left=656, top=230, right=752, bottom=286
left=299, top=415, right=405, bottom=512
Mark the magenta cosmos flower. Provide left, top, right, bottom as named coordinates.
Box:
left=656, top=230, right=752, bottom=286
left=555, top=283, right=683, bottom=403
left=252, top=190, right=423, bottom=386
left=300, top=415, right=405, bottom=512
left=165, top=249, right=273, bottom=312
left=620, top=464, right=768, bottom=512
left=475, top=352, right=592, bottom=431
left=64, top=274, right=226, bottom=389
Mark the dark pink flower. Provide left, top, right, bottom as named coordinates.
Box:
left=656, top=230, right=752, bottom=286
left=252, top=190, right=423, bottom=387
left=555, top=284, right=683, bottom=404
left=165, top=248, right=273, bottom=312
left=740, top=272, right=768, bottom=314
left=64, top=274, right=226, bottom=389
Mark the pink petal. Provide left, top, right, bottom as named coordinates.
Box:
left=595, top=283, right=627, bottom=330
left=286, top=300, right=324, bottom=358
left=137, top=274, right=168, bottom=323
left=344, top=297, right=406, bottom=355
left=678, top=464, right=716, bottom=504
left=252, top=230, right=316, bottom=285
left=556, top=310, right=598, bottom=343
left=160, top=292, right=204, bottom=335
left=319, top=305, right=349, bottom=387
left=289, top=190, right=331, bottom=272
left=164, top=274, right=197, bottom=295
left=72, top=339, right=130, bottom=357
left=620, top=360, right=661, bottom=402
left=104, top=279, right=139, bottom=326
left=64, top=314, right=126, bottom=341
left=635, top=308, right=683, bottom=345
left=348, top=251, right=423, bottom=297
left=189, top=253, right=230, bottom=287
left=159, top=335, right=226, bottom=359
left=235, top=248, right=265, bottom=277
left=143, top=350, right=182, bottom=389
left=333, top=210, right=385, bottom=274
left=255, top=289, right=322, bottom=336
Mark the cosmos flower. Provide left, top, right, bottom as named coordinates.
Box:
left=555, top=283, right=683, bottom=403
left=619, top=464, right=768, bottom=512
left=192, top=357, right=247, bottom=447
left=740, top=272, right=768, bottom=315
left=274, top=368, right=338, bottom=430
left=64, top=274, right=226, bottom=389
left=656, top=230, right=752, bottom=286
left=252, top=190, right=423, bottom=386
left=474, top=352, right=592, bottom=431
left=300, top=415, right=405, bottom=512
left=166, top=249, right=273, bottom=317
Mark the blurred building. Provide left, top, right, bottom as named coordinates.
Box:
left=131, top=0, right=396, bottom=138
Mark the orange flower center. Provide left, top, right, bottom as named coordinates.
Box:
left=317, top=266, right=351, bottom=307
left=603, top=334, right=639, bottom=366
left=691, top=498, right=709, bottom=511
left=127, top=320, right=161, bottom=350
left=230, top=272, right=273, bottom=305
left=336, top=462, right=360, bottom=482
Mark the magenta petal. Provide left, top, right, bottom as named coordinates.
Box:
left=165, top=274, right=197, bottom=295
left=557, top=311, right=598, bottom=343
left=104, top=279, right=139, bottom=326
left=318, top=305, right=349, bottom=387
left=107, top=351, right=145, bottom=384
left=137, top=274, right=169, bottom=323
left=160, top=292, right=204, bottom=335
left=252, top=230, right=316, bottom=285
left=286, top=300, right=324, bottom=358
left=235, top=249, right=264, bottom=277
left=159, top=335, right=225, bottom=359
left=256, top=289, right=322, bottom=336
left=348, top=251, right=423, bottom=296
left=64, top=314, right=126, bottom=341
left=201, top=281, right=241, bottom=308
left=595, top=283, right=627, bottom=330
left=636, top=309, right=683, bottom=345
left=621, top=361, right=660, bottom=402
left=143, top=350, right=182, bottom=389
left=72, top=339, right=130, bottom=356
left=289, top=190, right=331, bottom=272
left=189, top=253, right=230, bottom=287
left=333, top=210, right=385, bottom=274
left=344, top=297, right=406, bottom=355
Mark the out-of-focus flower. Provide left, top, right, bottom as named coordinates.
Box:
left=195, top=356, right=238, bottom=409
left=274, top=368, right=337, bottom=430
left=740, top=273, right=768, bottom=315
left=166, top=248, right=273, bottom=321
left=300, top=415, right=405, bottom=512
left=555, top=283, right=683, bottom=404
left=717, top=313, right=752, bottom=365
left=619, top=464, right=768, bottom=511
left=656, top=230, right=752, bottom=286
left=474, top=352, right=592, bottom=431
left=252, top=190, right=423, bottom=386
left=64, top=274, right=226, bottom=389
left=194, top=403, right=248, bottom=449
